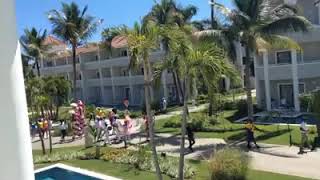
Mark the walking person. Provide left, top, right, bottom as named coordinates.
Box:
left=43, top=118, right=49, bottom=139
left=110, top=108, right=120, bottom=143
left=143, top=112, right=149, bottom=142
left=299, top=119, right=310, bottom=154
left=245, top=119, right=260, bottom=149
left=31, top=121, right=37, bottom=140
left=59, top=120, right=68, bottom=143
left=186, top=124, right=195, bottom=152
left=103, top=118, right=112, bottom=146
left=123, top=110, right=132, bottom=148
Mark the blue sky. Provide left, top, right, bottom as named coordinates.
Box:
left=16, top=0, right=233, bottom=42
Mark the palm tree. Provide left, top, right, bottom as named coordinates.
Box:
left=43, top=76, right=71, bottom=153
left=310, top=90, right=320, bottom=142
left=213, top=0, right=311, bottom=119
left=144, top=0, right=197, bottom=105
left=26, top=77, right=46, bottom=155
left=123, top=22, right=162, bottom=180
left=155, top=26, right=237, bottom=179
left=20, top=28, right=48, bottom=77
left=48, top=2, right=100, bottom=99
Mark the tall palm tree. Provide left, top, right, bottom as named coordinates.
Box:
left=20, top=28, right=48, bottom=77
left=155, top=26, right=237, bottom=179
left=213, top=0, right=311, bottom=119
left=123, top=22, right=163, bottom=180
left=144, top=0, right=197, bottom=105
left=48, top=2, right=100, bottom=99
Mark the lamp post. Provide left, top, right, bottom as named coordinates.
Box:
left=0, top=0, right=34, bottom=180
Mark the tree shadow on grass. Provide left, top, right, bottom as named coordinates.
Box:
left=255, top=129, right=291, bottom=142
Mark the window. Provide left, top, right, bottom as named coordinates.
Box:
left=96, top=71, right=100, bottom=79
left=276, top=51, right=291, bottom=64
left=299, top=84, right=305, bottom=94
left=120, top=50, right=128, bottom=57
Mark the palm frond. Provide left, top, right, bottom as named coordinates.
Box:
left=261, top=16, right=311, bottom=34
left=260, top=34, right=301, bottom=50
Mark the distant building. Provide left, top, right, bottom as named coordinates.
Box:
left=38, top=35, right=177, bottom=107
left=254, top=0, right=320, bottom=112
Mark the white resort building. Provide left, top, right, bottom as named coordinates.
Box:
left=254, top=0, right=320, bottom=112
left=38, top=36, right=177, bottom=107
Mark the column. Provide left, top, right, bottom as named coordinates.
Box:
left=254, top=54, right=261, bottom=108
left=79, top=54, right=87, bottom=101
left=110, top=67, right=116, bottom=104
left=129, top=70, right=134, bottom=103
left=292, top=49, right=300, bottom=112
left=317, top=3, right=320, bottom=25
left=262, top=50, right=271, bottom=111
left=234, top=41, right=245, bottom=88
left=161, top=70, right=168, bottom=100
left=0, top=0, right=34, bottom=179
left=97, top=46, right=106, bottom=105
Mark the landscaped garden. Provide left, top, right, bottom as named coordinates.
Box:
left=33, top=146, right=313, bottom=180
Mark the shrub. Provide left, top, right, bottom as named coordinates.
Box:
left=163, top=113, right=216, bottom=132
left=101, top=147, right=194, bottom=179
left=309, top=127, right=316, bottom=135
left=300, top=94, right=312, bottom=112
left=85, top=104, right=96, bottom=118
left=163, top=119, right=181, bottom=128
left=33, top=151, right=86, bottom=164
left=196, top=94, right=208, bottom=104
left=209, top=148, right=249, bottom=180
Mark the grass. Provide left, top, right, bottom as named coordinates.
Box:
left=33, top=147, right=313, bottom=180
left=155, top=110, right=317, bottom=146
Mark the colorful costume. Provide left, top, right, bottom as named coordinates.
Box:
left=71, top=100, right=86, bottom=138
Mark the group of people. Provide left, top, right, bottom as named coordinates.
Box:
left=91, top=108, right=135, bottom=147
left=30, top=115, right=51, bottom=140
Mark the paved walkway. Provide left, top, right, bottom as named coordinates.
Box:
left=32, top=133, right=320, bottom=180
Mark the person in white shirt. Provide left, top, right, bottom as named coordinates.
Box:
left=299, top=119, right=310, bottom=153
left=59, top=120, right=68, bottom=143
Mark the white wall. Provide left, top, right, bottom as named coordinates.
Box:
left=0, top=0, right=34, bottom=179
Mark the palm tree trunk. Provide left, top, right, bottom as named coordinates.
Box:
left=179, top=76, right=189, bottom=180
left=147, top=60, right=154, bottom=102
left=35, top=58, right=41, bottom=77
left=176, top=72, right=185, bottom=105
left=208, top=94, right=214, bottom=117
left=143, top=56, right=162, bottom=180
left=245, top=46, right=254, bottom=119
left=211, top=0, right=215, bottom=29
left=38, top=128, right=46, bottom=155
left=72, top=44, right=77, bottom=100
left=173, top=71, right=183, bottom=105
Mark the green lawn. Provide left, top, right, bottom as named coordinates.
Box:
left=34, top=157, right=312, bottom=180
left=155, top=110, right=317, bottom=146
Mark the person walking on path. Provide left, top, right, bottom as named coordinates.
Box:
left=245, top=119, right=260, bottom=149
left=299, top=119, right=310, bottom=154
left=186, top=124, right=195, bottom=152
left=143, top=112, right=149, bottom=142
left=59, top=120, right=68, bottom=143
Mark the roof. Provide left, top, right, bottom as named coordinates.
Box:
left=76, top=43, right=100, bottom=54
left=111, top=35, right=128, bottom=49
left=43, top=35, right=67, bottom=47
